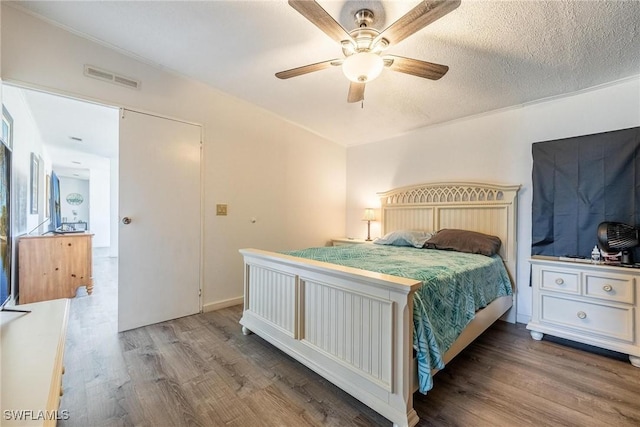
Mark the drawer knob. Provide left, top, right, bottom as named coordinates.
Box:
left=577, top=311, right=587, bottom=319
left=555, top=278, right=564, bottom=285
left=603, top=284, right=613, bottom=292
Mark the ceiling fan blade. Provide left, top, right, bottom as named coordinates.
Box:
left=289, top=0, right=354, bottom=45
left=347, top=82, right=365, bottom=103
left=385, top=55, right=449, bottom=80
left=275, top=59, right=341, bottom=79
left=375, top=0, right=461, bottom=46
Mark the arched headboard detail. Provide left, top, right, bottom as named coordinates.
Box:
left=378, top=182, right=520, bottom=289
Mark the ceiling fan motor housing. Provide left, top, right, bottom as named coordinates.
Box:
left=354, top=9, right=374, bottom=28
left=343, top=10, right=387, bottom=57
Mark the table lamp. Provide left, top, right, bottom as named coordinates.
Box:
left=363, top=208, right=376, bottom=241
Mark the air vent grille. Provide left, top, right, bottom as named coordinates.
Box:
left=113, top=75, right=139, bottom=88
left=84, top=65, right=141, bottom=90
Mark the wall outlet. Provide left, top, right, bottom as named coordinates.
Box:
left=216, top=204, right=228, bottom=216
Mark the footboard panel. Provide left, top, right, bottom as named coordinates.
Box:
left=301, top=278, right=394, bottom=391
left=246, top=264, right=298, bottom=337
left=240, top=248, right=422, bottom=427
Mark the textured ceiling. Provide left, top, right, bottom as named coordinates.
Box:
left=8, top=0, right=640, bottom=146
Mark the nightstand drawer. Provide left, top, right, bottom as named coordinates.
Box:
left=584, top=272, right=635, bottom=304
left=540, top=269, right=579, bottom=294
left=540, top=295, right=634, bottom=343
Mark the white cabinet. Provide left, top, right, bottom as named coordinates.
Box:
left=1, top=299, right=70, bottom=426
left=527, top=256, right=640, bottom=367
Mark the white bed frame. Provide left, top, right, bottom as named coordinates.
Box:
left=239, top=182, right=520, bottom=427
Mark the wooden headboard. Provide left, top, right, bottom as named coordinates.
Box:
left=378, top=182, right=520, bottom=287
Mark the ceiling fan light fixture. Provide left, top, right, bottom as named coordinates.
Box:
left=342, top=52, right=384, bottom=83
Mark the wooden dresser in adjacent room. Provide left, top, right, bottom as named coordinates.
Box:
left=18, top=233, right=93, bottom=304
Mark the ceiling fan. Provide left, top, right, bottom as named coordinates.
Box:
left=276, top=0, right=461, bottom=103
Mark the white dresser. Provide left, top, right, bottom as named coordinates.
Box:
left=527, top=256, right=640, bottom=367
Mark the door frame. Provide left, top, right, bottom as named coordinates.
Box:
left=2, top=80, right=205, bottom=313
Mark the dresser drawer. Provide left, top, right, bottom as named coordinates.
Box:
left=584, top=272, right=635, bottom=304
left=540, top=268, right=579, bottom=294
left=540, top=295, right=634, bottom=343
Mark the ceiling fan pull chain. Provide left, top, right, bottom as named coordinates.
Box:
left=361, top=100, right=364, bottom=109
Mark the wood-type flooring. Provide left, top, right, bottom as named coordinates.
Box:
left=59, top=254, right=640, bottom=426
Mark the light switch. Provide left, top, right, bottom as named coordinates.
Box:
left=216, top=204, right=228, bottom=216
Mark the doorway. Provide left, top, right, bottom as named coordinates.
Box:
left=1, top=85, right=202, bottom=331
left=2, top=85, right=118, bottom=249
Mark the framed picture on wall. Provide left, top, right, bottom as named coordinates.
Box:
left=45, top=173, right=51, bottom=219
left=2, top=106, right=12, bottom=150
left=30, top=152, right=39, bottom=214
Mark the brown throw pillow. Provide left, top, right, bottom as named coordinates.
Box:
left=425, top=229, right=502, bottom=256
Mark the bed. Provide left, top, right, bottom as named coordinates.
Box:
left=239, top=182, right=520, bottom=427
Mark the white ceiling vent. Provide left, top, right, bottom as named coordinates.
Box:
left=84, top=65, right=141, bottom=90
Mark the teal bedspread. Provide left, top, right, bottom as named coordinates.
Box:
left=283, top=244, right=513, bottom=394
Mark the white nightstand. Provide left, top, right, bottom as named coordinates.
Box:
left=527, top=255, right=640, bottom=368
left=332, top=237, right=369, bottom=246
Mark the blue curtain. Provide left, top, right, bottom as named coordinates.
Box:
left=531, top=126, right=640, bottom=259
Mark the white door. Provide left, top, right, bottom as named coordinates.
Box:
left=118, top=109, right=201, bottom=332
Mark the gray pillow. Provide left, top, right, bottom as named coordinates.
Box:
left=425, top=229, right=501, bottom=256
left=374, top=230, right=434, bottom=248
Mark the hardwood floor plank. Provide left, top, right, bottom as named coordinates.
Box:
left=414, top=322, right=640, bottom=427
left=133, top=380, right=183, bottom=427
left=119, top=326, right=154, bottom=352
left=180, top=364, right=274, bottom=425
left=241, top=384, right=324, bottom=427
left=438, top=365, right=596, bottom=426
left=454, top=340, right=640, bottom=425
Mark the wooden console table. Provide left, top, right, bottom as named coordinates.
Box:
left=18, top=234, right=93, bottom=304
left=1, top=299, right=70, bottom=426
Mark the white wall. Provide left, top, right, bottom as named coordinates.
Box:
left=109, top=158, right=118, bottom=257
left=346, top=76, right=640, bottom=324
left=2, top=84, right=51, bottom=303
left=2, top=86, right=49, bottom=236
left=1, top=5, right=346, bottom=308
left=48, top=144, right=112, bottom=247
left=89, top=163, right=110, bottom=248
left=60, top=171, right=112, bottom=248
left=59, top=176, right=89, bottom=224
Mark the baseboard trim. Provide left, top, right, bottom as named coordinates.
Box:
left=203, top=296, right=243, bottom=313
left=517, top=313, right=531, bottom=324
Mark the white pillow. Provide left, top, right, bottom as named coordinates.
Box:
left=374, top=230, right=434, bottom=248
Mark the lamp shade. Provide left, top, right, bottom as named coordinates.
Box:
left=342, top=52, right=384, bottom=83
left=362, top=208, right=376, bottom=221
